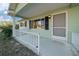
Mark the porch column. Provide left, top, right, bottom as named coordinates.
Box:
left=27, top=20, right=29, bottom=29
left=12, top=16, right=16, bottom=37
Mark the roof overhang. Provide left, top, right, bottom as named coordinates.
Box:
left=16, top=3, right=70, bottom=19
left=8, top=3, right=79, bottom=19
left=8, top=3, right=18, bottom=16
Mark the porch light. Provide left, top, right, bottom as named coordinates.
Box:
left=48, top=15, right=51, bottom=19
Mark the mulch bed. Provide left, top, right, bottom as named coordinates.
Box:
left=0, top=33, right=37, bottom=56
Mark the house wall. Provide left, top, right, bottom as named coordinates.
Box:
left=68, top=6, right=79, bottom=44
left=17, top=5, right=79, bottom=44
left=26, top=5, right=79, bottom=44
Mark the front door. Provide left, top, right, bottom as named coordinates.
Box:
left=52, top=12, right=67, bottom=42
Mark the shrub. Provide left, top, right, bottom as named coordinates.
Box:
left=0, top=25, right=12, bottom=37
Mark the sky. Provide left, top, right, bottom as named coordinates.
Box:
left=0, top=3, right=22, bottom=21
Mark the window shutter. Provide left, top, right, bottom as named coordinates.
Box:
left=29, top=20, right=32, bottom=29
left=25, top=21, right=27, bottom=27
left=45, top=16, right=49, bottom=30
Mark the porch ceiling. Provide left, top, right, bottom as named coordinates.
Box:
left=16, top=3, right=70, bottom=19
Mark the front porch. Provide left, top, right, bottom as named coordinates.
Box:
left=8, top=3, right=79, bottom=56
left=14, top=29, right=74, bottom=56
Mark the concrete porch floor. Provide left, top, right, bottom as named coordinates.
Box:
left=39, top=37, right=74, bottom=56
left=15, top=30, right=75, bottom=56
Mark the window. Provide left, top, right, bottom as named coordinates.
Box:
left=29, top=16, right=49, bottom=30
left=35, top=19, right=45, bottom=29
left=15, top=24, right=19, bottom=29
left=20, top=21, right=27, bottom=27
left=25, top=21, right=27, bottom=27
left=20, top=22, right=24, bottom=27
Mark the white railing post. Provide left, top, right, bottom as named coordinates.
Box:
left=37, top=34, right=40, bottom=55
left=27, top=20, right=29, bottom=29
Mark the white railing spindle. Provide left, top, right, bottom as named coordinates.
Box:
left=15, top=30, right=40, bottom=55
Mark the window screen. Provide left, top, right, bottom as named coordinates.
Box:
left=53, top=28, right=66, bottom=37
left=53, top=13, right=66, bottom=27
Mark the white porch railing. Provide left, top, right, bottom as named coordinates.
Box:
left=14, top=30, right=40, bottom=55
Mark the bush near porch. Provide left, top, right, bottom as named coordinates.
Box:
left=0, top=25, right=37, bottom=56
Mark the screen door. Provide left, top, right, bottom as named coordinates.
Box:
left=52, top=13, right=66, bottom=40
